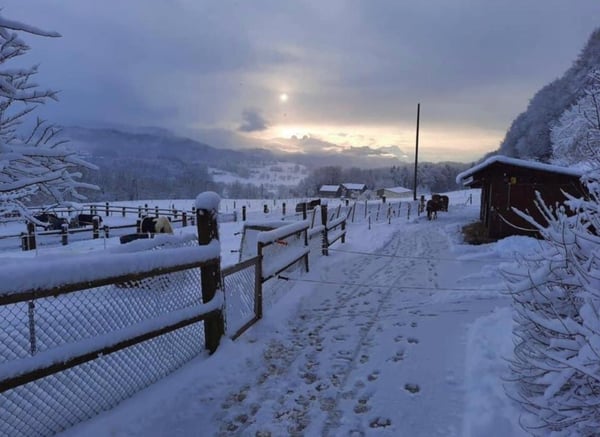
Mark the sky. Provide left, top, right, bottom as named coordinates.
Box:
left=4, top=1, right=600, bottom=163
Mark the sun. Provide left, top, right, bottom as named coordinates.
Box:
left=279, top=93, right=289, bottom=103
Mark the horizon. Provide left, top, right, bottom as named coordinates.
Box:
left=4, top=1, right=600, bottom=163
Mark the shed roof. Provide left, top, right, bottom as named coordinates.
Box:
left=382, top=186, right=412, bottom=194
left=319, top=184, right=341, bottom=192
left=456, top=155, right=584, bottom=186
left=342, top=183, right=366, bottom=190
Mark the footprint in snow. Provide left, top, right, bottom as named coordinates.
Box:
left=404, top=383, right=420, bottom=394
left=369, top=417, right=392, bottom=428
left=407, top=337, right=419, bottom=344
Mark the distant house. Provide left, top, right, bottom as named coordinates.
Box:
left=318, top=184, right=342, bottom=198
left=456, top=155, right=586, bottom=239
left=341, top=183, right=367, bottom=198
left=376, top=186, right=412, bottom=199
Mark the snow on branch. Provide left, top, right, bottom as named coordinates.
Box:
left=0, top=13, right=97, bottom=223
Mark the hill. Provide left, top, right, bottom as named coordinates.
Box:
left=496, top=28, right=600, bottom=161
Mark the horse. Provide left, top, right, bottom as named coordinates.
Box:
left=74, top=214, right=103, bottom=227
left=139, top=216, right=174, bottom=234
left=426, top=199, right=442, bottom=220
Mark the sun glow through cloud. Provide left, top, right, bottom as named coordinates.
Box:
left=279, top=93, right=289, bottom=102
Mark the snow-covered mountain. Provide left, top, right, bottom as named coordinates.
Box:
left=496, top=27, right=600, bottom=161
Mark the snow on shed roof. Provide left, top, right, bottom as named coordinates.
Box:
left=456, top=155, right=585, bottom=185
left=382, top=186, right=411, bottom=193
left=319, top=184, right=340, bottom=192
left=342, top=183, right=366, bottom=190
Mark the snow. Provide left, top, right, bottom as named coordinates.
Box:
left=342, top=183, right=366, bottom=190
left=456, top=154, right=585, bottom=185
left=30, top=189, right=529, bottom=437
left=320, top=184, right=340, bottom=192
left=195, top=191, right=221, bottom=211
left=382, top=186, right=412, bottom=194
left=256, top=220, right=309, bottom=245
left=0, top=242, right=220, bottom=296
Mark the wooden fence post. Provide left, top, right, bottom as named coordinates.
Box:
left=155, top=206, right=159, bottom=218
left=341, top=219, right=346, bottom=244
left=191, top=207, right=196, bottom=225
left=28, top=301, right=36, bottom=355
left=282, top=202, right=286, bottom=217
left=144, top=203, right=148, bottom=215
left=302, top=203, right=307, bottom=220
left=138, top=206, right=142, bottom=218
left=196, top=194, right=224, bottom=353
left=61, top=223, right=68, bottom=246
left=364, top=199, right=368, bottom=218
left=242, top=206, right=246, bottom=221
left=321, top=204, right=329, bottom=256
left=182, top=211, right=187, bottom=227
left=92, top=216, right=100, bottom=239
left=105, top=202, right=110, bottom=217
left=21, top=222, right=36, bottom=251
left=122, top=206, right=126, bottom=218
left=407, top=203, right=411, bottom=220
left=256, top=242, right=264, bottom=319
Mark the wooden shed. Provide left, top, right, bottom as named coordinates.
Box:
left=456, top=156, right=586, bottom=239
left=318, top=184, right=342, bottom=198
left=341, top=183, right=367, bottom=198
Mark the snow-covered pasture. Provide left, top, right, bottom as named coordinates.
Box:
left=1, top=190, right=482, bottom=436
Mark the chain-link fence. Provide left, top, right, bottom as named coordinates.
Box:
left=0, top=236, right=220, bottom=437
left=222, top=257, right=259, bottom=339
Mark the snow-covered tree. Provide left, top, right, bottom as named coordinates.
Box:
left=551, top=70, right=600, bottom=166
left=0, top=14, right=97, bottom=222
left=505, top=172, right=600, bottom=435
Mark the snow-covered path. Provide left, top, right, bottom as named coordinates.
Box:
left=60, top=205, right=523, bottom=437
left=208, top=223, right=504, bottom=436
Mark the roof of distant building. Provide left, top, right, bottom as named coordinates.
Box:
left=319, top=184, right=341, bottom=192
left=342, top=183, right=366, bottom=190
left=382, top=186, right=412, bottom=193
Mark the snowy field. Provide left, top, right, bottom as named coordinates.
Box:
left=3, top=190, right=535, bottom=436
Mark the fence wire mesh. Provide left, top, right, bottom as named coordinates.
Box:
left=0, top=249, right=209, bottom=436
left=222, top=259, right=258, bottom=337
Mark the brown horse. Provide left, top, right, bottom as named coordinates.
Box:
left=426, top=199, right=442, bottom=220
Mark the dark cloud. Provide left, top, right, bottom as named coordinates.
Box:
left=238, top=109, right=270, bottom=132
left=3, top=0, right=600, bottom=160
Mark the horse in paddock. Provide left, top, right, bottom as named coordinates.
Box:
left=75, top=214, right=103, bottom=226
left=426, top=199, right=442, bottom=220
left=139, top=216, right=174, bottom=234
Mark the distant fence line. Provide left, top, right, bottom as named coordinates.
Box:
left=3, top=198, right=422, bottom=252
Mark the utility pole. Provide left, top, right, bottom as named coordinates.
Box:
left=413, top=103, right=420, bottom=201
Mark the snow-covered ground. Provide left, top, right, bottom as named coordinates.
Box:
left=209, top=162, right=309, bottom=188
left=36, top=190, right=535, bottom=437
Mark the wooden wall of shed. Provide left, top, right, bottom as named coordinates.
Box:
left=483, top=165, right=584, bottom=239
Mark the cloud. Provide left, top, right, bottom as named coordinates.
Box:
left=238, top=109, right=270, bottom=132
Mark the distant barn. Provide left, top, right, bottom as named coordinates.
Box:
left=318, top=184, right=342, bottom=198
left=456, top=156, right=586, bottom=239
left=341, top=183, right=367, bottom=198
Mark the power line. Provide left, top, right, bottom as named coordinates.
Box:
left=277, top=275, right=508, bottom=294
left=326, top=247, right=517, bottom=263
